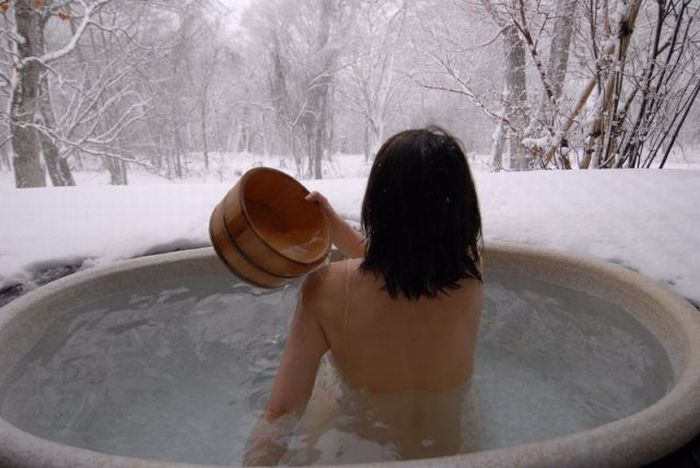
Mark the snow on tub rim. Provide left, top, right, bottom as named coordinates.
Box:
left=0, top=244, right=699, bottom=468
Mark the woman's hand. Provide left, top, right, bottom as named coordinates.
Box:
left=305, top=191, right=336, bottom=220
left=305, top=191, right=365, bottom=259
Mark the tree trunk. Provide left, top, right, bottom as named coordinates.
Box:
left=173, top=129, right=184, bottom=178
left=305, top=0, right=336, bottom=180
left=363, top=120, right=371, bottom=162
left=199, top=47, right=219, bottom=171
left=490, top=117, right=506, bottom=172
left=313, top=92, right=330, bottom=179
left=259, top=114, right=272, bottom=157
left=40, top=132, right=74, bottom=186
left=11, top=0, right=46, bottom=188
left=120, top=159, right=128, bottom=184
left=538, top=0, right=576, bottom=122
left=0, top=144, right=11, bottom=171
left=581, top=0, right=642, bottom=169
left=103, top=155, right=127, bottom=185
left=39, top=78, right=75, bottom=186
left=269, top=37, right=292, bottom=155
left=36, top=13, right=75, bottom=187
left=212, top=106, right=224, bottom=154
left=201, top=98, right=209, bottom=170
left=502, top=25, right=529, bottom=171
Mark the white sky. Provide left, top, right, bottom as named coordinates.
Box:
left=217, top=0, right=254, bottom=31
left=218, top=1, right=253, bottom=16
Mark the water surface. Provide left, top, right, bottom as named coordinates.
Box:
left=0, top=271, right=674, bottom=465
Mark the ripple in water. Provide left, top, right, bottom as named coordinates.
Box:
left=0, top=271, right=674, bottom=465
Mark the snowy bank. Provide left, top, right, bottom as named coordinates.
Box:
left=0, top=170, right=698, bottom=306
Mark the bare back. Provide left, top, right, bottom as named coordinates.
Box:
left=305, top=258, right=482, bottom=393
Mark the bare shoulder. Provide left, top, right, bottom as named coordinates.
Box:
left=299, top=260, right=353, bottom=310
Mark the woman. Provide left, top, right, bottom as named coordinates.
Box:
left=244, top=127, right=483, bottom=465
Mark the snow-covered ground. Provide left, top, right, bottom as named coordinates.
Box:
left=0, top=152, right=376, bottom=187
left=1, top=163, right=698, bottom=307
left=0, top=152, right=495, bottom=188
left=664, top=145, right=700, bottom=170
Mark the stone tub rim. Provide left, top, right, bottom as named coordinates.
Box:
left=0, top=243, right=698, bottom=468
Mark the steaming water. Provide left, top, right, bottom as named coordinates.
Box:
left=0, top=271, right=674, bottom=465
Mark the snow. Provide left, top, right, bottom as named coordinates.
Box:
left=1, top=166, right=699, bottom=307
left=0, top=152, right=377, bottom=187
left=522, top=136, right=552, bottom=151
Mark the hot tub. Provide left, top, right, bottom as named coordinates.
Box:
left=0, top=244, right=698, bottom=467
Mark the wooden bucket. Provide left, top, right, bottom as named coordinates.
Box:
left=209, top=167, right=331, bottom=288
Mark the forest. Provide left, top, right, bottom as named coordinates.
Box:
left=1, top=0, right=699, bottom=187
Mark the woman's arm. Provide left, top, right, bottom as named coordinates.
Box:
left=305, top=191, right=365, bottom=259
left=243, top=274, right=330, bottom=466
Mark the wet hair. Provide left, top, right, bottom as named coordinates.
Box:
left=360, top=126, right=482, bottom=300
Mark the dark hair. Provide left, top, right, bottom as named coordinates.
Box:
left=360, top=127, right=482, bottom=300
